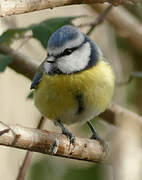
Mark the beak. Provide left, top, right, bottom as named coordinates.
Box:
left=45, top=56, right=55, bottom=63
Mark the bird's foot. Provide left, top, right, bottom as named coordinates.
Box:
left=49, top=138, right=59, bottom=154
left=87, top=121, right=108, bottom=151
left=55, top=120, right=76, bottom=145
left=62, top=127, right=76, bottom=144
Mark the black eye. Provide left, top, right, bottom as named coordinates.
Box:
left=63, top=48, right=73, bottom=56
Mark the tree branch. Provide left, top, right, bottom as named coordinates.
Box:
left=100, top=103, right=142, bottom=128
left=87, top=4, right=113, bottom=35
left=0, top=122, right=106, bottom=163
left=0, top=128, right=10, bottom=135
left=90, top=4, right=142, bottom=55
left=16, top=152, right=33, bottom=180
left=0, top=0, right=138, bottom=17
left=16, top=117, right=46, bottom=180
left=0, top=45, right=39, bottom=80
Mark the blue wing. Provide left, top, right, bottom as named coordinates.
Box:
left=30, top=62, right=44, bottom=89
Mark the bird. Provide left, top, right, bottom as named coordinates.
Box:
left=31, top=25, right=115, bottom=145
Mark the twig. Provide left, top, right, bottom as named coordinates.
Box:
left=87, top=4, right=113, bottom=35
left=0, top=122, right=107, bottom=163
left=0, top=129, right=10, bottom=135
left=100, top=103, right=142, bottom=128
left=90, top=4, right=142, bottom=55
left=101, top=104, right=142, bottom=180
left=16, top=116, right=46, bottom=180
left=0, top=121, right=17, bottom=144
left=0, top=0, right=138, bottom=17
left=16, top=152, right=33, bottom=180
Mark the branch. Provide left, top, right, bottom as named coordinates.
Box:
left=100, top=103, right=142, bottom=128
left=0, top=128, right=10, bottom=135
left=0, top=122, right=106, bottom=163
left=87, top=4, right=113, bottom=35
left=0, top=45, right=39, bottom=80
left=0, top=0, right=138, bottom=17
left=17, top=152, right=33, bottom=180
left=16, top=117, right=46, bottom=180
left=90, top=4, right=142, bottom=55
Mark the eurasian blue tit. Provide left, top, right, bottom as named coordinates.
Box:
left=31, top=25, right=115, bottom=144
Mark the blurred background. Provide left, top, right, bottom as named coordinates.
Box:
left=0, top=2, right=142, bottom=180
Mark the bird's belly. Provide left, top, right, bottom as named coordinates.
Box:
left=34, top=85, right=78, bottom=124
left=34, top=60, right=115, bottom=125
left=34, top=87, right=99, bottom=124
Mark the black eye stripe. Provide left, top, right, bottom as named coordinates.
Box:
left=55, top=46, right=78, bottom=58
left=63, top=49, right=72, bottom=56
left=63, top=47, right=78, bottom=55
left=48, top=41, right=85, bottom=59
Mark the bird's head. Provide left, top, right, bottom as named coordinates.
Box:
left=44, top=25, right=102, bottom=75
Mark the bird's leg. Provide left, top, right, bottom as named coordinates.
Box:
left=55, top=120, right=76, bottom=144
left=87, top=121, right=109, bottom=154
left=87, top=121, right=104, bottom=144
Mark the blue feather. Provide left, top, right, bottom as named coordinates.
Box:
left=30, top=63, right=44, bottom=89
left=48, top=25, right=79, bottom=48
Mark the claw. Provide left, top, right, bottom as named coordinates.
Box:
left=55, top=120, right=76, bottom=145
left=49, top=139, right=59, bottom=154
left=52, top=139, right=59, bottom=154
left=66, top=131, right=76, bottom=145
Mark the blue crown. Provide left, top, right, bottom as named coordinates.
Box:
left=48, top=25, right=81, bottom=48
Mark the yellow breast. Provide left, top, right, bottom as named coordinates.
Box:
left=34, top=60, right=115, bottom=124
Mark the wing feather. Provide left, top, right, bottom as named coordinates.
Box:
left=30, top=62, right=44, bottom=89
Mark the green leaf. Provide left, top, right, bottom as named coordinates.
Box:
left=0, top=16, right=78, bottom=48
left=27, top=91, right=34, bottom=99
left=31, top=16, right=77, bottom=48
left=0, top=28, right=28, bottom=45
left=0, top=54, right=12, bottom=72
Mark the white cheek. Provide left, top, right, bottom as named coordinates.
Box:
left=57, top=42, right=91, bottom=74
